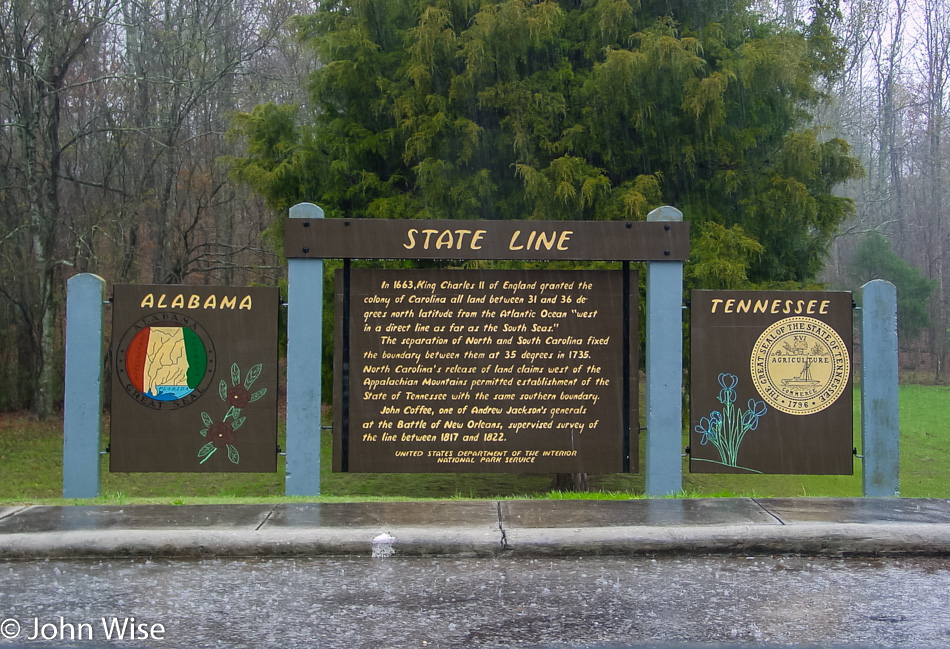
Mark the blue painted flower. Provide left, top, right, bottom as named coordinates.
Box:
left=741, top=399, right=767, bottom=431
left=747, top=399, right=767, bottom=417
left=717, top=373, right=738, bottom=405
left=695, top=415, right=720, bottom=445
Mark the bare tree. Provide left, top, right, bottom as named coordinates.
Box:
left=0, top=0, right=119, bottom=417
left=913, top=0, right=950, bottom=377
left=0, top=0, right=314, bottom=414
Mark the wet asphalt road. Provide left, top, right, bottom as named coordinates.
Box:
left=1, top=556, right=949, bottom=648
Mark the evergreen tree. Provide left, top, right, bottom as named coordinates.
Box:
left=849, top=232, right=937, bottom=341
left=231, top=0, right=863, bottom=287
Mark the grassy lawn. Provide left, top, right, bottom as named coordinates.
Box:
left=0, top=384, right=946, bottom=504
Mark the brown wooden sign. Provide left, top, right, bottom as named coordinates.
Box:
left=689, top=290, right=853, bottom=474
left=110, top=284, right=279, bottom=472
left=285, top=218, right=688, bottom=261
left=334, top=269, right=638, bottom=473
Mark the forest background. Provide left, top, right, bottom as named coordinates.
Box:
left=0, top=0, right=946, bottom=420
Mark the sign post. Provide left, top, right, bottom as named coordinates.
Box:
left=644, top=206, right=685, bottom=496
left=861, top=280, right=899, bottom=496
left=285, top=202, right=326, bottom=495
left=63, top=273, right=106, bottom=499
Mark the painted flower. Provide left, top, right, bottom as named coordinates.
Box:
left=695, top=416, right=720, bottom=445
left=747, top=399, right=767, bottom=417
left=717, top=373, right=738, bottom=405
left=208, top=421, right=236, bottom=448
left=227, top=385, right=252, bottom=408
left=741, top=399, right=768, bottom=431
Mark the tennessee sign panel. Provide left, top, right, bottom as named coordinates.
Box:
left=689, top=291, right=853, bottom=475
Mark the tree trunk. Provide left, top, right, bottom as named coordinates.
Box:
left=550, top=473, right=589, bottom=492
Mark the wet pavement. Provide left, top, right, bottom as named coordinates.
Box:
left=2, top=498, right=950, bottom=558
left=2, top=554, right=950, bottom=648
left=2, top=499, right=950, bottom=648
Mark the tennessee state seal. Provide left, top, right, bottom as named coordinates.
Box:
left=750, top=316, right=849, bottom=415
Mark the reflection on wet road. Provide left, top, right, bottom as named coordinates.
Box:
left=1, top=556, right=949, bottom=647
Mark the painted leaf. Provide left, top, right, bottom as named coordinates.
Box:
left=199, top=428, right=208, bottom=437
left=218, top=380, right=228, bottom=401
left=198, top=442, right=216, bottom=459
left=249, top=388, right=267, bottom=403
left=231, top=363, right=241, bottom=387
left=227, top=444, right=240, bottom=464
left=201, top=412, right=213, bottom=428
left=224, top=405, right=237, bottom=421
left=232, top=416, right=246, bottom=431
left=244, top=363, right=263, bottom=389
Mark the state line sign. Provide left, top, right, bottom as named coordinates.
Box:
left=334, top=268, right=638, bottom=473
left=285, top=217, right=689, bottom=474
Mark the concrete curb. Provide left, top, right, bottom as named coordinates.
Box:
left=4, top=523, right=950, bottom=559
left=503, top=523, right=950, bottom=557
left=0, top=527, right=505, bottom=559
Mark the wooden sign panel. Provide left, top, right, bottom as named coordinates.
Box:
left=689, top=290, right=853, bottom=474
left=334, top=269, right=637, bottom=473
left=285, top=218, right=688, bottom=261
left=110, top=285, right=279, bottom=472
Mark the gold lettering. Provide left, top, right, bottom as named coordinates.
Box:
left=171, top=294, right=184, bottom=309
left=188, top=295, right=201, bottom=309
left=508, top=230, right=571, bottom=252
left=220, top=295, right=237, bottom=309
left=204, top=295, right=217, bottom=309
left=453, top=230, right=472, bottom=249
left=471, top=231, right=485, bottom=249
left=710, top=298, right=724, bottom=313
left=239, top=295, right=253, bottom=310
left=436, top=230, right=454, bottom=249
left=140, top=293, right=154, bottom=308
left=404, top=228, right=418, bottom=249
left=421, top=229, right=439, bottom=248
left=535, top=231, right=557, bottom=250
left=157, top=294, right=168, bottom=308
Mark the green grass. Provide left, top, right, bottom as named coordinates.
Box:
left=1, top=383, right=946, bottom=504
left=892, top=383, right=950, bottom=497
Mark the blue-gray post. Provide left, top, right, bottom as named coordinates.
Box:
left=285, top=202, right=325, bottom=496
left=63, top=273, right=106, bottom=499
left=644, top=206, right=684, bottom=496
left=860, top=279, right=899, bottom=497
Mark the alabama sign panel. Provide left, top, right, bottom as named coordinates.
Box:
left=110, top=284, right=279, bottom=472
